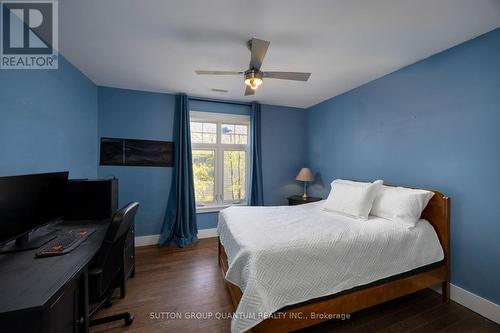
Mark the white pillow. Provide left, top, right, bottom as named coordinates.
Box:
left=370, top=185, right=434, bottom=228
left=323, top=179, right=383, bottom=219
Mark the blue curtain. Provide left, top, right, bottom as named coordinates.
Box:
left=159, top=94, right=198, bottom=247
left=249, top=102, right=264, bottom=206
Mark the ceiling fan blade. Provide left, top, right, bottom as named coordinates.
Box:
left=263, top=71, right=311, bottom=81
left=244, top=85, right=255, bottom=96
left=249, top=38, right=270, bottom=70
left=195, top=70, right=243, bottom=75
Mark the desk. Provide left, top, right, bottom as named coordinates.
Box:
left=0, top=220, right=109, bottom=333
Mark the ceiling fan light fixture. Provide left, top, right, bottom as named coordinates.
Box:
left=244, top=70, right=263, bottom=90
left=195, top=38, right=311, bottom=96
left=245, top=77, right=263, bottom=90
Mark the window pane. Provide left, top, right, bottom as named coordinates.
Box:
left=223, top=150, right=246, bottom=202
left=191, top=132, right=202, bottom=143
left=190, top=121, right=202, bottom=132
left=235, top=125, right=247, bottom=134
left=202, top=133, right=216, bottom=144
left=192, top=150, right=215, bottom=203
left=235, top=134, right=246, bottom=144
left=221, top=124, right=234, bottom=144
left=203, top=123, right=216, bottom=133
left=222, top=124, right=248, bottom=145
left=190, top=121, right=217, bottom=144
left=222, top=124, right=234, bottom=134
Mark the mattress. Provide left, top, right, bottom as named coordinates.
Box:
left=217, top=201, right=444, bottom=333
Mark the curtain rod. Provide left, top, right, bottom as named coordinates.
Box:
left=188, top=96, right=252, bottom=107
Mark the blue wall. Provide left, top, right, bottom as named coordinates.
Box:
left=307, top=28, right=500, bottom=304
left=97, top=87, right=175, bottom=236
left=261, top=104, right=306, bottom=205
left=97, top=87, right=307, bottom=236
left=0, top=56, right=98, bottom=178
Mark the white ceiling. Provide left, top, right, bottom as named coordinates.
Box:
left=59, top=0, right=500, bottom=108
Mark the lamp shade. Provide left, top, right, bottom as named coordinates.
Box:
left=296, top=168, right=314, bottom=182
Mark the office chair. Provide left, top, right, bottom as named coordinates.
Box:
left=88, top=202, right=139, bottom=327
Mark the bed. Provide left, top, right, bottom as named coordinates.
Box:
left=217, top=187, right=450, bottom=333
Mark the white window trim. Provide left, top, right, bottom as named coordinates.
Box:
left=195, top=202, right=247, bottom=214
left=190, top=111, right=251, bottom=213
left=191, top=111, right=250, bottom=124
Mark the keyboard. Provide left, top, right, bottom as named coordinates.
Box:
left=35, top=228, right=96, bottom=258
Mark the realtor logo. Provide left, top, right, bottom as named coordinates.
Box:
left=1, top=1, right=58, bottom=69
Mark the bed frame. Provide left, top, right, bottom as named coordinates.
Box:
left=218, top=188, right=450, bottom=333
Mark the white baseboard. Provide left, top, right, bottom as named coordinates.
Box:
left=432, top=283, right=499, bottom=324
left=197, top=228, right=218, bottom=238
left=134, top=228, right=217, bottom=247
left=134, top=234, right=160, bottom=247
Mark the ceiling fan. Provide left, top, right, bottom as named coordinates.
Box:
left=195, top=38, right=311, bottom=96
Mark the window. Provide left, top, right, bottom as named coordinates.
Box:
left=190, top=111, right=250, bottom=211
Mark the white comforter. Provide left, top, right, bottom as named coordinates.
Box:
left=217, top=201, right=444, bottom=333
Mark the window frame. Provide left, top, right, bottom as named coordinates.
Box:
left=191, top=148, right=216, bottom=204
left=190, top=111, right=251, bottom=213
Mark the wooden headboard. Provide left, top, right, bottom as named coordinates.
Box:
left=382, top=184, right=450, bottom=268
left=420, top=189, right=451, bottom=268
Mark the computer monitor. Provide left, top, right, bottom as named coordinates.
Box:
left=0, top=171, right=69, bottom=251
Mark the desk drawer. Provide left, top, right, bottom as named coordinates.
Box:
left=45, top=273, right=83, bottom=333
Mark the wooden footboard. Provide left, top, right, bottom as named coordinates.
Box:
left=219, top=240, right=243, bottom=306
left=218, top=188, right=450, bottom=333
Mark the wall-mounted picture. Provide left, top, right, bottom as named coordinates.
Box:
left=100, top=137, right=174, bottom=167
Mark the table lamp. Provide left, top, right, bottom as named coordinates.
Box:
left=296, top=168, right=314, bottom=199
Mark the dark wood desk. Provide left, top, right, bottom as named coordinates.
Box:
left=0, top=220, right=109, bottom=333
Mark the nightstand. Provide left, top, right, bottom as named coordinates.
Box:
left=287, top=195, right=322, bottom=206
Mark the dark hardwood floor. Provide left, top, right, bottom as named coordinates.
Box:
left=90, top=238, right=499, bottom=333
